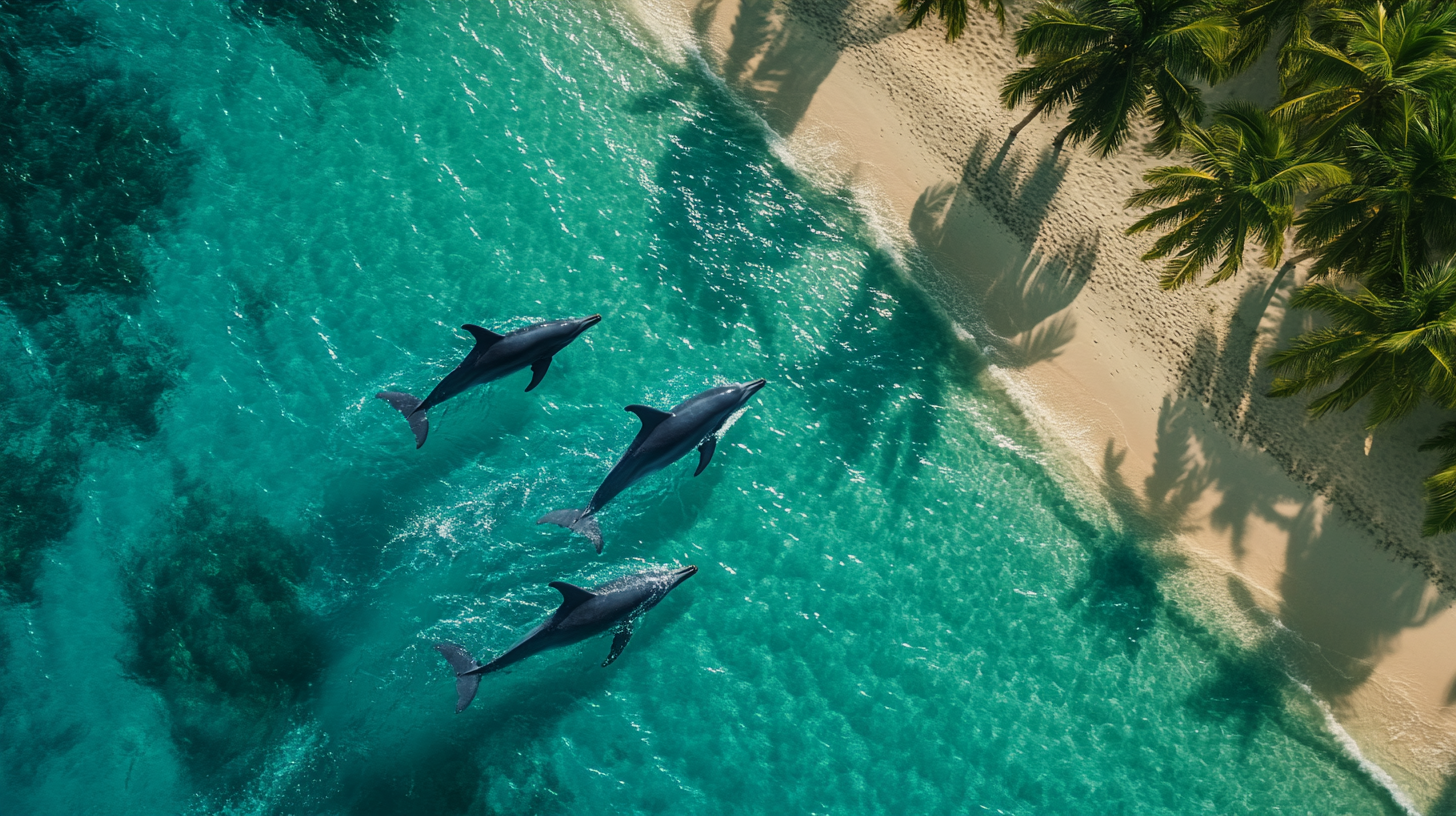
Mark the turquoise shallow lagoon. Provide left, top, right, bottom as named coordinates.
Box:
left=0, top=1, right=1412, bottom=813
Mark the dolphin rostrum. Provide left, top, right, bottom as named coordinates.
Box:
left=377, top=314, right=601, bottom=448
left=434, top=564, right=698, bottom=712
left=538, top=378, right=766, bottom=552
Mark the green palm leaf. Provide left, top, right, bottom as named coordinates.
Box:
left=1268, top=259, right=1456, bottom=428
left=1275, top=1, right=1456, bottom=140
left=1418, top=421, right=1456, bottom=535
left=1215, top=0, right=1344, bottom=84
left=1295, top=103, right=1456, bottom=281
left=1000, top=0, right=1232, bottom=156
left=1124, top=103, right=1345, bottom=289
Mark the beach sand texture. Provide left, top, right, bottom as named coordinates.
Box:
left=631, top=0, right=1456, bottom=806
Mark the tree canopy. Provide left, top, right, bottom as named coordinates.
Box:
left=1000, top=0, right=1233, bottom=155
left=1125, top=102, right=1347, bottom=289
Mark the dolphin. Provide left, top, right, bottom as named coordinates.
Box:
left=377, top=314, right=601, bottom=448
left=434, top=564, right=698, bottom=713
left=537, top=378, right=766, bottom=552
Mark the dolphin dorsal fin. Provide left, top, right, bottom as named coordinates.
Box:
left=462, top=324, right=504, bottom=347
left=549, top=581, right=597, bottom=612
left=625, top=404, right=673, bottom=434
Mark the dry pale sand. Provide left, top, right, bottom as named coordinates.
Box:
left=627, top=0, right=1456, bottom=808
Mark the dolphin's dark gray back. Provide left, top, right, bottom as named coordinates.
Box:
left=537, top=379, right=765, bottom=551
left=377, top=314, right=600, bottom=448
left=433, top=565, right=697, bottom=712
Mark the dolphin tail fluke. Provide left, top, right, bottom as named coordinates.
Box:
left=536, top=508, right=604, bottom=553
left=435, top=642, right=484, bottom=713
left=376, top=391, right=429, bottom=448
left=453, top=673, right=482, bottom=714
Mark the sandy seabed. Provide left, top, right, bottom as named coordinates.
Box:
left=627, top=0, right=1456, bottom=808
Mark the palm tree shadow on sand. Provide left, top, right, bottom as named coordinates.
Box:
left=1170, top=277, right=1448, bottom=705
left=1069, top=311, right=1445, bottom=798
left=960, top=131, right=1072, bottom=245
left=694, top=0, right=898, bottom=136
left=1066, top=406, right=1417, bottom=812
left=908, top=173, right=1096, bottom=366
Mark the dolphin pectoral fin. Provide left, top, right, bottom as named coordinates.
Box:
left=538, top=509, right=604, bottom=553
left=435, top=643, right=484, bottom=713
left=525, top=356, right=552, bottom=392
left=462, top=324, right=504, bottom=348
left=604, top=624, right=634, bottom=667
left=377, top=391, right=429, bottom=448
left=694, top=437, right=717, bottom=476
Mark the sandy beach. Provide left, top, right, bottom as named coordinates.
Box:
left=631, top=0, right=1456, bottom=807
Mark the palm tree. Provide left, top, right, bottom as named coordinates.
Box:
left=1213, top=0, right=1344, bottom=86
left=1274, top=1, right=1456, bottom=140
left=1293, top=100, right=1456, bottom=281
left=1418, top=420, right=1456, bottom=535
left=1125, top=102, right=1348, bottom=290
left=1000, top=0, right=1233, bottom=156
left=1267, top=259, right=1456, bottom=428
left=897, top=0, right=1005, bottom=40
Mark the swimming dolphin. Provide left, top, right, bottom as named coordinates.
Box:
left=377, top=314, right=602, bottom=448
left=434, top=564, right=698, bottom=713
left=538, top=378, right=766, bottom=552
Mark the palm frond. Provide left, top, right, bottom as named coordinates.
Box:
left=1003, top=0, right=1226, bottom=156
left=1417, top=415, right=1456, bottom=537
left=1254, top=162, right=1350, bottom=200
left=1270, top=260, right=1456, bottom=428
left=898, top=0, right=1007, bottom=40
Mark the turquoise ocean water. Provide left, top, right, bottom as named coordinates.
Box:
left=0, top=1, right=1414, bottom=813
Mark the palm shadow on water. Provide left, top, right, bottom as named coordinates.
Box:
left=1183, top=581, right=1410, bottom=813
left=792, top=245, right=1103, bottom=546
left=1068, top=280, right=1435, bottom=806
left=645, top=74, right=836, bottom=353
left=795, top=250, right=983, bottom=514
left=1074, top=421, right=1409, bottom=812
left=1063, top=432, right=1194, bottom=663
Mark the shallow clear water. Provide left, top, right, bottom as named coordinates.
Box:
left=0, top=2, right=1407, bottom=814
